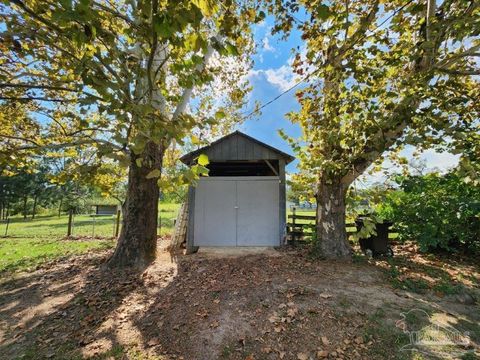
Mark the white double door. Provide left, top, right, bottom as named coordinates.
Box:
left=194, top=177, right=279, bottom=247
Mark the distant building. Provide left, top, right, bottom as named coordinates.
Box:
left=93, top=204, right=120, bottom=216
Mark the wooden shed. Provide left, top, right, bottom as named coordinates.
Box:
left=93, top=204, right=119, bottom=216
left=180, top=131, right=294, bottom=252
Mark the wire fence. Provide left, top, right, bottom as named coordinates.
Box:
left=0, top=209, right=177, bottom=239
left=67, top=211, right=121, bottom=238
left=0, top=211, right=120, bottom=239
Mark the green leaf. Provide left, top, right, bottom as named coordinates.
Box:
left=215, top=110, right=226, bottom=120
left=153, top=15, right=173, bottom=38
left=192, top=164, right=209, bottom=176
left=316, top=4, right=331, bottom=20
left=197, top=153, right=209, bottom=166
left=146, top=169, right=161, bottom=179
left=225, top=42, right=239, bottom=56
left=192, top=0, right=218, bottom=18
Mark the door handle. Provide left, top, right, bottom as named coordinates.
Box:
left=234, top=206, right=239, bottom=209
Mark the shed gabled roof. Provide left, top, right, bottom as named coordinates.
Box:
left=180, top=131, right=295, bottom=164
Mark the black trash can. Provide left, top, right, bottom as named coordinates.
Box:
left=356, top=219, right=393, bottom=257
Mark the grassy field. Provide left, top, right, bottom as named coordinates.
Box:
left=0, top=238, right=114, bottom=273
left=0, top=203, right=180, bottom=273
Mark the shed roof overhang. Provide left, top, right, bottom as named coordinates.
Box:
left=180, top=131, right=295, bottom=165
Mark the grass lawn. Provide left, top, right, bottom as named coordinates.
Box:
left=0, top=238, right=114, bottom=273
left=0, top=203, right=180, bottom=273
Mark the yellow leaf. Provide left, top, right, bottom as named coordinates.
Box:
left=197, top=153, right=209, bottom=166
left=146, top=169, right=161, bottom=179
left=192, top=0, right=218, bottom=17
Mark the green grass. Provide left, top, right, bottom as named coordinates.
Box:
left=3, top=202, right=180, bottom=238
left=158, top=202, right=180, bottom=236
left=0, top=237, right=114, bottom=273
left=4, top=215, right=119, bottom=238
left=0, top=203, right=180, bottom=273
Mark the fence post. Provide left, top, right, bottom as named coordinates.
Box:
left=92, top=214, right=96, bottom=237
left=292, top=206, right=296, bottom=247
left=67, top=209, right=73, bottom=237
left=115, top=210, right=121, bottom=238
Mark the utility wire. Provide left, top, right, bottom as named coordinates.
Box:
left=242, top=0, right=415, bottom=119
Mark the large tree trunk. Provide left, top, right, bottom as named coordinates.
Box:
left=315, top=179, right=351, bottom=259
left=108, top=142, right=163, bottom=268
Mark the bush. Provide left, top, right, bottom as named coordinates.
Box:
left=378, top=173, right=480, bottom=253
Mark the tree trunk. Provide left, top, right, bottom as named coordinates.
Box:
left=31, top=194, right=38, bottom=220
left=108, top=142, right=163, bottom=268
left=58, top=198, right=63, bottom=218
left=23, top=196, right=28, bottom=220
left=315, top=179, right=351, bottom=259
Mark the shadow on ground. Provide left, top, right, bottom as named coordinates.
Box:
left=0, top=251, right=146, bottom=359
left=0, top=244, right=478, bottom=360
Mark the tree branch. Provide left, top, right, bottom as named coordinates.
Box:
left=172, top=37, right=218, bottom=121
left=91, top=1, right=135, bottom=26
left=0, top=96, right=75, bottom=102
left=435, top=67, right=480, bottom=76
left=1, top=138, right=124, bottom=153
left=10, top=0, right=63, bottom=33
left=0, top=83, right=78, bottom=92
left=0, top=134, right=41, bottom=147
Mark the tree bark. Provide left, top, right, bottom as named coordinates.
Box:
left=315, top=179, right=351, bottom=259
left=31, top=194, right=38, bottom=219
left=58, top=197, right=63, bottom=218
left=108, top=142, right=163, bottom=268
left=23, top=196, right=28, bottom=220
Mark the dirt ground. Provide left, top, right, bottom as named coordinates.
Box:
left=0, top=241, right=478, bottom=360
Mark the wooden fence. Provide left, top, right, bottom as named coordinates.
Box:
left=287, top=209, right=395, bottom=245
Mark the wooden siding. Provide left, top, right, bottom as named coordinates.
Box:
left=201, top=133, right=286, bottom=162
left=96, top=205, right=117, bottom=215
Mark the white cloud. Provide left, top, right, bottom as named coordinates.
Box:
left=250, top=45, right=313, bottom=92
left=249, top=65, right=300, bottom=92
left=419, top=149, right=460, bottom=171
left=262, top=36, right=275, bottom=52
left=256, top=20, right=267, bottom=28
left=357, top=147, right=461, bottom=187
left=264, top=65, right=299, bottom=91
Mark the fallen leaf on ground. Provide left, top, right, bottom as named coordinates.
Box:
left=297, top=352, right=309, bottom=360
left=317, top=350, right=328, bottom=358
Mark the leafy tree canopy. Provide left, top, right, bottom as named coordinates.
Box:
left=266, top=0, right=479, bottom=258
left=0, top=0, right=259, bottom=179
left=269, top=0, right=479, bottom=188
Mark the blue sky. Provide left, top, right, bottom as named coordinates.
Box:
left=239, top=17, right=303, bottom=173
left=237, top=17, right=460, bottom=182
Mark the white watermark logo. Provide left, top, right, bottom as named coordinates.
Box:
left=395, top=308, right=474, bottom=358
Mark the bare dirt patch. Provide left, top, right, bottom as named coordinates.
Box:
left=0, top=242, right=478, bottom=359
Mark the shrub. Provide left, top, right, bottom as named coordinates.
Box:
left=378, top=173, right=480, bottom=253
